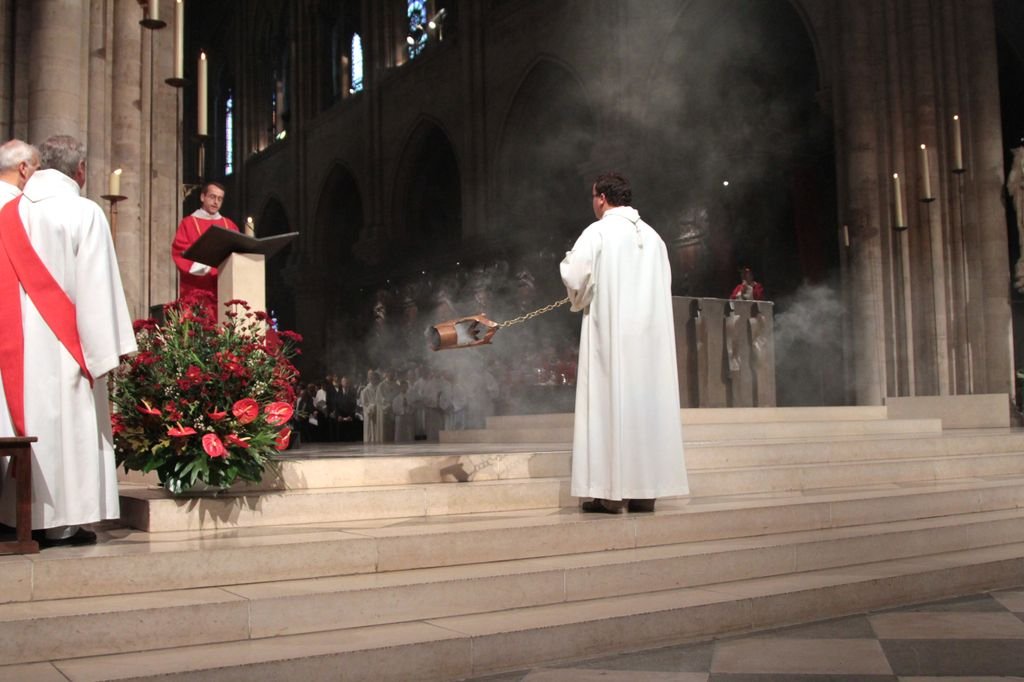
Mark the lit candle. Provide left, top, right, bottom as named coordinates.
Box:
left=245, top=216, right=255, bottom=236
left=843, top=224, right=850, bottom=248
left=919, top=144, right=932, bottom=200
left=952, top=114, right=964, bottom=171
left=147, top=0, right=159, bottom=22
left=198, top=52, right=208, bottom=136
left=893, top=173, right=906, bottom=227
left=173, top=0, right=184, bottom=81
left=109, top=168, right=122, bottom=196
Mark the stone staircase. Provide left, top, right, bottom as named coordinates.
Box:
left=3, top=404, right=1024, bottom=680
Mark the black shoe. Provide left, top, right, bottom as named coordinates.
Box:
left=35, top=528, right=97, bottom=549
left=627, top=499, right=656, bottom=513
left=580, top=499, right=625, bottom=514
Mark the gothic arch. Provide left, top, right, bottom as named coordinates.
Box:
left=255, top=196, right=295, bottom=331
left=392, top=118, right=462, bottom=252
left=493, top=56, right=596, bottom=248
left=312, top=162, right=364, bottom=267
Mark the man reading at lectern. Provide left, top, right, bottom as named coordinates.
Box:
left=171, top=181, right=239, bottom=300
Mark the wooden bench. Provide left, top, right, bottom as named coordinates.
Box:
left=0, top=437, right=38, bottom=554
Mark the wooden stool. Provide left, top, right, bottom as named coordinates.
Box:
left=0, top=437, right=39, bottom=554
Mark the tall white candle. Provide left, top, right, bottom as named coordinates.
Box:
left=843, top=224, right=850, bottom=248
left=919, top=144, right=932, bottom=200
left=952, top=115, right=964, bottom=170
left=245, top=216, right=255, bottom=236
left=147, top=0, right=159, bottom=22
left=173, top=0, right=184, bottom=80
left=109, top=168, right=122, bottom=196
left=198, top=52, right=208, bottom=136
left=893, top=173, right=906, bottom=227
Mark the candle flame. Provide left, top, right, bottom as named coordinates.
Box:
left=920, top=143, right=926, bottom=150
left=200, top=52, right=207, bottom=60
left=893, top=173, right=899, bottom=179
left=953, top=114, right=959, bottom=121
left=113, top=168, right=122, bottom=175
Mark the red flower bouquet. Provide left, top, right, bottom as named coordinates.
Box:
left=110, top=292, right=300, bottom=494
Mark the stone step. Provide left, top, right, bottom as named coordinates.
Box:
left=488, top=405, right=891, bottom=430
left=690, top=450, right=1024, bottom=496
left=686, top=430, right=1024, bottom=469
left=4, top=507, right=1024, bottom=666
left=119, top=430, right=1024, bottom=495
left=19, top=541, right=1024, bottom=681
left=440, top=417, right=943, bottom=444
left=265, top=431, right=1024, bottom=490
left=15, top=476, right=1024, bottom=603
left=118, top=477, right=572, bottom=533
left=118, top=444, right=1024, bottom=532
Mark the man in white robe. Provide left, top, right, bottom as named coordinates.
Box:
left=0, top=140, right=40, bottom=500
left=560, top=172, right=689, bottom=513
left=0, top=135, right=136, bottom=545
left=358, top=370, right=380, bottom=443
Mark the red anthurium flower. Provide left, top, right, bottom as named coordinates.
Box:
left=202, top=433, right=227, bottom=458
left=274, top=427, right=291, bottom=451
left=225, top=433, right=250, bottom=449
left=264, top=401, right=294, bottom=426
left=167, top=423, right=197, bottom=437
left=208, top=409, right=228, bottom=422
left=232, top=398, right=259, bottom=424
left=136, top=400, right=161, bottom=416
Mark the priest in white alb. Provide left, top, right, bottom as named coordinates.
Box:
left=0, top=135, right=136, bottom=547
left=560, top=171, right=689, bottom=513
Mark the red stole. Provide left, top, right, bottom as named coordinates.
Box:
left=0, top=196, right=93, bottom=437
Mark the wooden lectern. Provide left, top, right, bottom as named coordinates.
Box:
left=182, top=227, right=298, bottom=324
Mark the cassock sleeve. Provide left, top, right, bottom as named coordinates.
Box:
left=560, top=227, right=599, bottom=312
left=171, top=218, right=197, bottom=275
left=76, top=199, right=138, bottom=377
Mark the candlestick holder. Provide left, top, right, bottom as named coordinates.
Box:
left=920, top=197, right=936, bottom=203
left=139, top=0, right=166, bottom=30
left=893, top=224, right=908, bottom=232
left=165, top=76, right=187, bottom=88
left=952, top=167, right=966, bottom=175
left=101, top=194, right=127, bottom=242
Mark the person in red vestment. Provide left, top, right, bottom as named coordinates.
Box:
left=729, top=266, right=765, bottom=301
left=171, top=181, right=239, bottom=300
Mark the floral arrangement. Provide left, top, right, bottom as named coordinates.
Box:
left=110, top=293, right=301, bottom=494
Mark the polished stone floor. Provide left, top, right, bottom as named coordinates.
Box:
left=467, top=588, right=1024, bottom=681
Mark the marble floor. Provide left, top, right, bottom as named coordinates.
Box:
left=467, top=588, right=1024, bottom=681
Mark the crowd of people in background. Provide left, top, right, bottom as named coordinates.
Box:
left=290, top=348, right=578, bottom=446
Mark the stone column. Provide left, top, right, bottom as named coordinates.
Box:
left=28, top=0, right=84, bottom=143
left=149, top=0, right=181, bottom=309
left=0, top=0, right=12, bottom=137
left=837, top=1, right=887, bottom=405
left=111, top=0, right=144, bottom=317
left=961, top=0, right=1013, bottom=395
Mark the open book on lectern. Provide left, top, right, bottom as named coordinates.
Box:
left=182, top=226, right=299, bottom=267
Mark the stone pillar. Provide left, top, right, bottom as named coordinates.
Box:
left=0, top=0, right=12, bottom=137
left=837, top=1, right=887, bottom=405
left=27, top=0, right=84, bottom=143
left=961, top=0, right=1013, bottom=395
left=111, top=0, right=144, bottom=317
left=149, top=0, right=182, bottom=309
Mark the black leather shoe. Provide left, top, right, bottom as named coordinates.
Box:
left=580, top=499, right=626, bottom=514
left=35, top=528, right=97, bottom=549
left=627, top=499, right=656, bottom=513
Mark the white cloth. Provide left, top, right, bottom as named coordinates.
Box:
left=392, top=392, right=415, bottom=442
left=560, top=205, right=689, bottom=501
left=0, top=169, right=137, bottom=528
left=0, top=180, right=21, bottom=439
left=375, top=379, right=399, bottom=443
left=358, top=383, right=379, bottom=442
left=463, top=370, right=499, bottom=429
